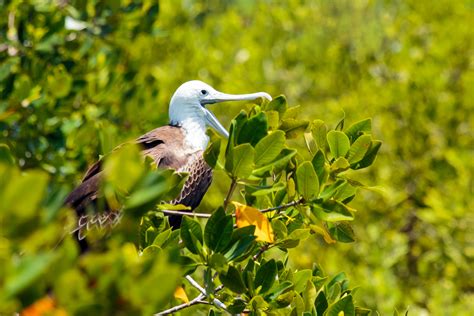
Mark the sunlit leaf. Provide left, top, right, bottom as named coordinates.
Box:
left=280, top=118, right=310, bottom=139
left=226, top=143, right=255, bottom=178
left=310, top=225, right=336, bottom=244
left=325, top=295, right=355, bottom=316
left=233, top=202, right=274, bottom=243
left=327, top=131, right=350, bottom=158
left=265, top=95, right=287, bottom=114
left=173, top=286, right=189, bottom=303
left=254, top=130, right=286, bottom=166
left=312, top=201, right=354, bottom=222
left=347, top=135, right=372, bottom=164
left=252, top=148, right=297, bottom=177
left=296, top=161, right=319, bottom=200
left=312, top=120, right=328, bottom=151
left=353, top=140, right=382, bottom=169
left=345, top=118, right=372, bottom=142
left=329, top=222, right=355, bottom=243
left=204, top=129, right=222, bottom=168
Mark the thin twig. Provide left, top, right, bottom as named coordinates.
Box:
left=252, top=244, right=271, bottom=261
left=259, top=198, right=305, bottom=214
left=159, top=198, right=304, bottom=219
left=215, top=284, right=224, bottom=292
left=160, top=209, right=211, bottom=218
left=223, top=178, right=237, bottom=210
left=185, top=275, right=227, bottom=310
left=154, top=293, right=206, bottom=315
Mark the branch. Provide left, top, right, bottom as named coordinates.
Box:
left=185, top=275, right=227, bottom=310
left=252, top=243, right=271, bottom=261
left=160, top=209, right=211, bottom=218
left=260, top=198, right=305, bottom=214
left=159, top=198, right=304, bottom=219
left=154, top=293, right=206, bottom=315
left=223, top=178, right=237, bottom=210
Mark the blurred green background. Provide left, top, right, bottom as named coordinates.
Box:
left=1, top=0, right=472, bottom=314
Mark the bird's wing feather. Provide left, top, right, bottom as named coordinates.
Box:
left=65, top=125, right=188, bottom=211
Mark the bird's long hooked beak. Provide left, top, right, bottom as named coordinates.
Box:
left=202, top=90, right=272, bottom=139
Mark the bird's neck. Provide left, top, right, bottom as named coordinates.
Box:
left=173, top=117, right=209, bottom=152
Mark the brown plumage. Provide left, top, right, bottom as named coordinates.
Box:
left=65, top=125, right=212, bottom=247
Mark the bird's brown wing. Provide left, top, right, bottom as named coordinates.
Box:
left=65, top=125, right=212, bottom=236
left=172, top=153, right=213, bottom=209
left=65, top=126, right=183, bottom=212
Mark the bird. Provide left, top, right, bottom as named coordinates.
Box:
left=65, top=80, right=272, bottom=249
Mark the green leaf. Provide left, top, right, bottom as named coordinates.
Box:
left=247, top=182, right=285, bottom=197
left=204, top=129, right=222, bottom=168
left=293, top=269, right=312, bottom=293
left=266, top=110, right=280, bottom=130
left=330, top=157, right=350, bottom=173
left=209, top=253, right=229, bottom=274
left=266, top=95, right=287, bottom=114
left=288, top=228, right=311, bottom=241
left=237, top=112, right=268, bottom=146
left=280, top=119, right=310, bottom=139
left=254, top=130, right=286, bottom=166
left=220, top=265, right=247, bottom=294
left=293, top=293, right=306, bottom=315
left=355, top=307, right=372, bottom=315
left=347, top=135, right=372, bottom=164
left=315, top=291, right=329, bottom=315
left=153, top=228, right=172, bottom=247
left=227, top=299, right=247, bottom=314
left=226, top=143, right=255, bottom=178
left=345, top=118, right=372, bottom=142
left=354, top=140, right=382, bottom=169
left=324, top=295, right=355, bottom=316
left=312, top=201, right=354, bottom=222
left=320, top=179, right=347, bottom=201
left=303, top=280, right=317, bottom=313
left=312, top=149, right=327, bottom=185
left=272, top=219, right=288, bottom=240
left=2, top=170, right=49, bottom=219
left=312, top=120, right=328, bottom=151
left=204, top=207, right=233, bottom=252
left=227, top=111, right=248, bottom=154
left=180, top=217, right=203, bottom=255
left=296, top=161, right=319, bottom=200
left=255, top=259, right=278, bottom=294
left=275, top=290, right=296, bottom=308
left=335, top=112, right=345, bottom=131
left=4, top=253, right=56, bottom=298
left=252, top=148, right=297, bottom=177
left=327, top=131, right=350, bottom=158
left=332, top=182, right=357, bottom=202
left=267, top=280, right=294, bottom=300
left=224, top=226, right=257, bottom=261
left=326, top=272, right=348, bottom=290
left=329, top=222, right=355, bottom=243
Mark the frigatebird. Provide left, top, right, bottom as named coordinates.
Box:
left=65, top=80, right=271, bottom=246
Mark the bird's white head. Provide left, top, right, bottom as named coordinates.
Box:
left=169, top=80, right=272, bottom=150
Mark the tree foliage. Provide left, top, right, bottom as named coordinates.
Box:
left=0, top=0, right=472, bottom=315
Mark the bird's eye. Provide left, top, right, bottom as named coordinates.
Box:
left=200, top=90, right=208, bottom=96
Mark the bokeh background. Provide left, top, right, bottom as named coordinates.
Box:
left=1, top=0, right=472, bottom=314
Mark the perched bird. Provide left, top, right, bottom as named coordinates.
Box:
left=65, top=80, right=271, bottom=248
